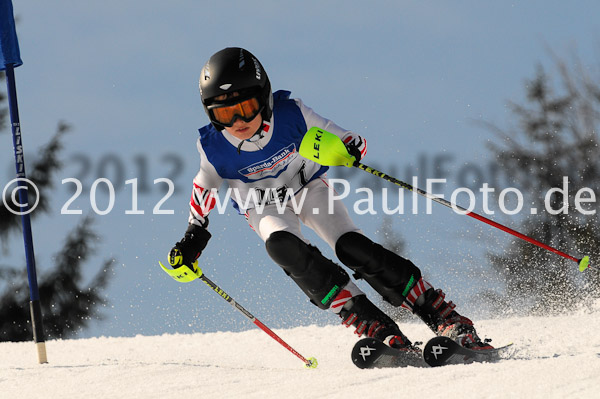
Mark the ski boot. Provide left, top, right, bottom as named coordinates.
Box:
left=412, top=286, right=493, bottom=350
left=339, top=294, right=419, bottom=352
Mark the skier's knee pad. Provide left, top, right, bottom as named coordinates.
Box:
left=265, top=231, right=350, bottom=310
left=335, top=231, right=421, bottom=306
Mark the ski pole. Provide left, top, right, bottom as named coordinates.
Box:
left=159, top=261, right=318, bottom=368
left=299, top=127, right=592, bottom=272
left=1, top=1, right=48, bottom=364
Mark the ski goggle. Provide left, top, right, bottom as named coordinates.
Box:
left=207, top=97, right=262, bottom=127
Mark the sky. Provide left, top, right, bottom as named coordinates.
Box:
left=2, top=1, right=600, bottom=338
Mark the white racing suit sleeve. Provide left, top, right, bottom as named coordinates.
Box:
left=188, top=138, right=224, bottom=227
left=296, top=98, right=367, bottom=160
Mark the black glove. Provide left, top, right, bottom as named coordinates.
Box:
left=168, top=224, right=212, bottom=269
left=345, top=143, right=362, bottom=165
left=343, top=135, right=365, bottom=166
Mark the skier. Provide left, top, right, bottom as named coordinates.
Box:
left=168, top=47, right=492, bottom=352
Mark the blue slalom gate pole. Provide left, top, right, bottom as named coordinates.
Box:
left=1, top=0, right=47, bottom=363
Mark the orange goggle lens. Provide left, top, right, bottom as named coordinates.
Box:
left=210, top=97, right=261, bottom=126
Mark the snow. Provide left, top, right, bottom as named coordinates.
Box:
left=2, top=304, right=600, bottom=399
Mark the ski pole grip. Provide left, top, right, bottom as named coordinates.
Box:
left=299, top=127, right=356, bottom=167
left=159, top=261, right=203, bottom=282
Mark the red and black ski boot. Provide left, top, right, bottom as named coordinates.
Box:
left=411, top=286, right=493, bottom=350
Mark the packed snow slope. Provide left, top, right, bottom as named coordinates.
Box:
left=2, top=304, right=600, bottom=399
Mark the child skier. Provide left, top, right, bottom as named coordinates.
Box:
left=168, top=47, right=492, bottom=352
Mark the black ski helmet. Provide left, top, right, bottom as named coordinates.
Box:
left=199, top=47, right=273, bottom=131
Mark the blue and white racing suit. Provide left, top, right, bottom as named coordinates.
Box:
left=188, top=90, right=367, bottom=250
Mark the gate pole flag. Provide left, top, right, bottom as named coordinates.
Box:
left=1, top=0, right=48, bottom=363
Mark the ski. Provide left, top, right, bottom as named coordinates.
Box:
left=423, top=336, right=513, bottom=367
left=352, top=336, right=513, bottom=369
left=351, top=337, right=428, bottom=369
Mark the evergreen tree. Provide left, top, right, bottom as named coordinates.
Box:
left=0, top=217, right=112, bottom=340
left=486, top=56, right=600, bottom=314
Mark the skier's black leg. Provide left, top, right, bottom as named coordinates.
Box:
left=266, top=231, right=415, bottom=349
left=335, top=231, right=421, bottom=306
left=265, top=231, right=349, bottom=309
